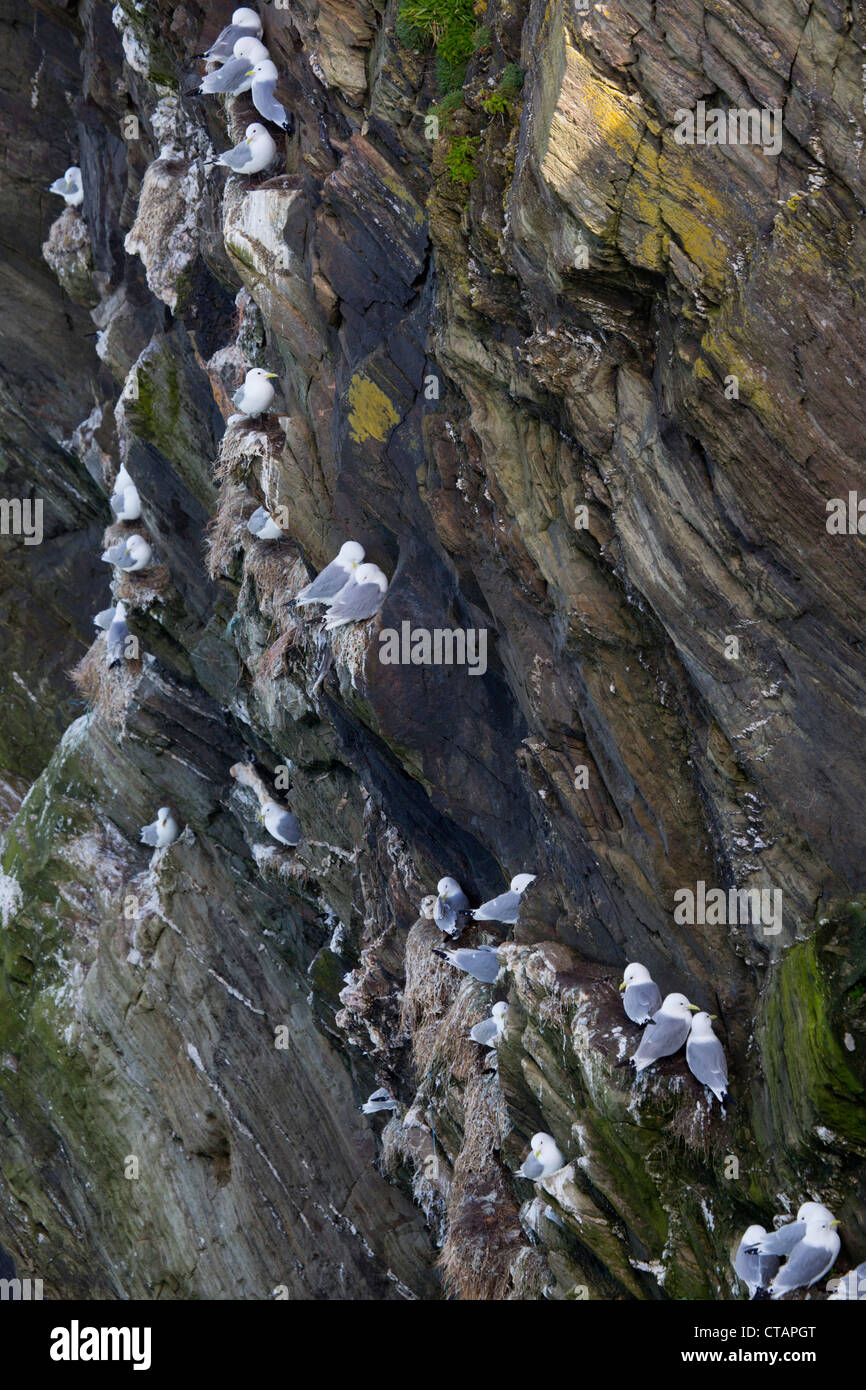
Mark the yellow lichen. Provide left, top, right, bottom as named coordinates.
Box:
left=347, top=374, right=400, bottom=443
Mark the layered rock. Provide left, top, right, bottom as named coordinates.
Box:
left=0, top=0, right=863, bottom=1298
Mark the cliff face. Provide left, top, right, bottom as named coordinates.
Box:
left=0, top=0, right=863, bottom=1299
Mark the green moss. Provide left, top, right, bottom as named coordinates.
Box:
left=499, top=62, right=524, bottom=96
left=396, top=0, right=475, bottom=93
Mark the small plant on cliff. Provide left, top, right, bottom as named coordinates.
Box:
left=499, top=63, right=524, bottom=96
left=397, top=0, right=476, bottom=93
left=444, top=135, right=479, bottom=186
left=481, top=90, right=510, bottom=118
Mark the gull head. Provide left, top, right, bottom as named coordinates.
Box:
left=510, top=872, right=535, bottom=894
left=689, top=1011, right=718, bottom=1037
left=797, top=1201, right=835, bottom=1223
left=234, top=35, right=266, bottom=60
left=621, top=961, right=652, bottom=990
left=492, top=1001, right=508, bottom=1021
left=232, top=7, right=261, bottom=26
left=338, top=540, right=365, bottom=567
left=244, top=122, right=268, bottom=142
left=245, top=366, right=277, bottom=384
left=660, top=992, right=699, bottom=1019
left=437, top=876, right=461, bottom=899
left=249, top=58, right=277, bottom=80
left=354, top=562, right=387, bottom=591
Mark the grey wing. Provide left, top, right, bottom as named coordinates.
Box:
left=200, top=54, right=249, bottom=93
left=274, top=810, right=301, bottom=845
left=733, top=1241, right=760, bottom=1292
left=106, top=617, right=128, bottom=661
left=296, top=559, right=349, bottom=604
left=772, top=1239, right=836, bottom=1294
left=109, top=489, right=125, bottom=516
left=687, top=1036, right=728, bottom=1092
left=101, top=541, right=128, bottom=565
left=625, top=981, right=663, bottom=1023
left=93, top=606, right=116, bottom=630
left=231, top=383, right=248, bottom=409
left=219, top=140, right=258, bottom=172
left=473, top=889, right=519, bottom=922
left=634, top=1014, right=689, bottom=1065
left=206, top=23, right=244, bottom=61
left=470, top=1016, right=499, bottom=1046
left=755, top=1222, right=805, bottom=1257
left=461, top=948, right=500, bottom=983
left=434, top=900, right=458, bottom=934
left=247, top=507, right=269, bottom=535
left=326, top=581, right=382, bottom=624
left=758, top=1250, right=780, bottom=1288
left=49, top=175, right=70, bottom=195
left=251, top=74, right=288, bottom=126
left=517, top=1152, right=544, bottom=1180
left=140, top=823, right=159, bottom=846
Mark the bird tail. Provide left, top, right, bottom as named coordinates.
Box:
left=432, top=949, right=448, bottom=960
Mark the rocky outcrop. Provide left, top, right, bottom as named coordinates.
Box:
left=0, top=0, right=863, bottom=1298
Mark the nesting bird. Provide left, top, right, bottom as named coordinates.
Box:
left=323, top=563, right=388, bottom=630
left=212, top=122, right=276, bottom=177
left=630, top=993, right=698, bottom=1073
left=109, top=464, right=141, bottom=522
left=619, top=962, right=663, bottom=1026
left=93, top=601, right=130, bottom=667
left=469, top=1000, right=508, bottom=1048
left=198, top=35, right=268, bottom=94
left=140, top=808, right=180, bottom=849
left=433, top=876, right=470, bottom=936
left=764, top=1211, right=840, bottom=1299
left=295, top=541, right=365, bottom=606
left=472, top=873, right=535, bottom=925
left=433, top=944, right=501, bottom=983
left=744, top=1202, right=835, bottom=1259
left=246, top=506, right=286, bottom=541
left=196, top=7, right=262, bottom=63
left=233, top=367, right=278, bottom=417
left=246, top=58, right=294, bottom=133
left=516, top=1133, right=564, bottom=1181
left=49, top=165, right=83, bottom=207
left=732, top=1226, right=780, bottom=1299
left=359, top=1088, right=398, bottom=1115
left=686, top=1011, right=729, bottom=1106
left=258, top=797, right=301, bottom=847
left=101, top=534, right=152, bottom=571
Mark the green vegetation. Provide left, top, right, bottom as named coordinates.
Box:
left=499, top=62, right=524, bottom=96
left=481, top=90, right=510, bottom=117
left=396, top=0, right=476, bottom=92
left=444, top=135, right=479, bottom=186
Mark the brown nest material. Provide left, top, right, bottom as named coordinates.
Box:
left=69, top=640, right=143, bottom=732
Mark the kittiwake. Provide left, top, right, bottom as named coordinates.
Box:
left=744, top=1202, right=835, bottom=1259
left=620, top=962, right=663, bottom=1026
left=247, top=506, right=286, bottom=540
left=323, top=563, right=388, bottom=630
left=140, top=807, right=179, bottom=849
left=101, top=533, right=152, bottom=571
left=233, top=366, right=278, bottom=417
left=94, top=601, right=130, bottom=667
left=433, top=944, right=501, bottom=983
left=433, top=876, right=470, bottom=936
left=472, top=873, right=535, bottom=924
left=49, top=165, right=83, bottom=207
left=516, top=1132, right=564, bottom=1181
left=196, top=7, right=262, bottom=63
left=258, top=797, right=301, bottom=847
left=469, top=1000, right=508, bottom=1047
left=766, top=1213, right=840, bottom=1299
left=109, top=464, right=141, bottom=522
left=295, top=541, right=364, bottom=606
left=212, top=122, right=276, bottom=176
left=630, top=992, right=698, bottom=1073
left=198, top=35, right=268, bottom=93
left=359, top=1088, right=398, bottom=1115
left=246, top=58, right=294, bottom=133
left=686, top=1011, right=729, bottom=1106
left=732, top=1225, right=780, bottom=1299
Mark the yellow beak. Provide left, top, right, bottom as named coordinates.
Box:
left=687, top=1004, right=700, bottom=1011
left=266, top=372, right=278, bottom=379
left=709, top=1013, right=717, bottom=1020
left=619, top=981, right=626, bottom=992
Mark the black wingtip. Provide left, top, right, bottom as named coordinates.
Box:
left=752, top=1287, right=771, bottom=1301
left=432, top=949, right=447, bottom=960
left=283, top=117, right=295, bottom=135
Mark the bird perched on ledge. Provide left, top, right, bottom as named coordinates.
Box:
left=620, top=961, right=663, bottom=1026
left=49, top=165, right=83, bottom=207
left=233, top=367, right=278, bottom=417
left=195, top=7, right=262, bottom=64
left=210, top=123, right=276, bottom=177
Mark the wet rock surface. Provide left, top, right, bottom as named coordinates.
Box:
left=0, top=0, right=863, bottom=1298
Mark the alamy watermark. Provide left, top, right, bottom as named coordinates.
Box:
left=0, top=498, right=43, bottom=545
left=0, top=1275, right=43, bottom=1300
left=378, top=622, right=488, bottom=676
left=673, top=101, right=782, bottom=157
left=674, top=880, right=783, bottom=935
